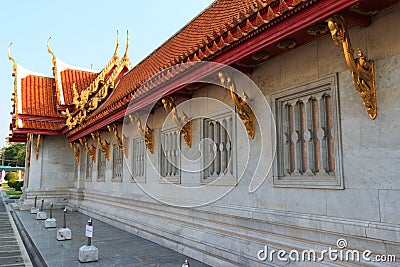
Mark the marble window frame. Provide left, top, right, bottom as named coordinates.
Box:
left=85, top=153, right=93, bottom=182
left=271, top=74, right=344, bottom=189
left=131, top=136, right=146, bottom=183
left=200, top=108, right=237, bottom=186
left=97, top=148, right=106, bottom=182
left=159, top=125, right=181, bottom=184
left=111, top=142, right=123, bottom=183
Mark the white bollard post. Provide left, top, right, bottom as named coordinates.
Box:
left=44, top=202, right=56, bottom=228
left=79, top=218, right=98, bottom=262
left=57, top=208, right=72, bottom=240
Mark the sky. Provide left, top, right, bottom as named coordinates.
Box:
left=0, top=0, right=215, bottom=149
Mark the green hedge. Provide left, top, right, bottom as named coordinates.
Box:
left=7, top=181, right=23, bottom=191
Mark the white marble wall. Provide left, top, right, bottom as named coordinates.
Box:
left=19, top=135, right=75, bottom=209
left=70, top=6, right=400, bottom=266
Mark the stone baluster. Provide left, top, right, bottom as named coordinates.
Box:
left=221, top=118, right=227, bottom=175
left=228, top=116, right=233, bottom=176
left=289, top=100, right=300, bottom=175
left=304, top=97, right=315, bottom=175
left=316, top=93, right=328, bottom=175
left=282, top=102, right=290, bottom=176
left=208, top=122, right=215, bottom=176
left=215, top=122, right=221, bottom=175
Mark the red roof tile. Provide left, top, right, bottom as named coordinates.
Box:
left=68, top=0, right=257, bottom=135
left=60, top=69, right=98, bottom=105
left=20, top=75, right=62, bottom=118
left=21, top=120, right=65, bottom=131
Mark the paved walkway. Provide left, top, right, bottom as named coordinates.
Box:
left=14, top=206, right=208, bottom=267
left=0, top=190, right=31, bottom=267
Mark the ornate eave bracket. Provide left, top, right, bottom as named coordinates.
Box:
left=35, top=134, right=41, bottom=161
left=218, top=72, right=255, bottom=138
left=79, top=137, right=97, bottom=163
left=69, top=142, right=80, bottom=164
left=328, top=15, right=377, bottom=120
left=107, top=124, right=128, bottom=157
left=129, top=114, right=154, bottom=153
left=162, top=96, right=192, bottom=147
left=91, top=131, right=110, bottom=160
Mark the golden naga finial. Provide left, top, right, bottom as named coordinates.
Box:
left=8, top=42, right=17, bottom=72
left=123, top=30, right=129, bottom=59
left=219, top=72, right=255, bottom=139
left=113, top=30, right=119, bottom=60
left=47, top=37, right=57, bottom=63
left=327, top=15, right=377, bottom=120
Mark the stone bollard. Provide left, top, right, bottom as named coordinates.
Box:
left=30, top=196, right=39, bottom=214
left=44, top=202, right=56, bottom=228
left=79, top=218, right=98, bottom=263
left=36, top=198, right=47, bottom=220
left=57, top=208, right=72, bottom=241
left=182, top=259, right=190, bottom=267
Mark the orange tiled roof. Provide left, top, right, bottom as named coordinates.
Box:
left=60, top=69, right=98, bottom=105
left=20, top=75, right=62, bottom=118
left=68, top=0, right=259, bottom=136
left=102, top=0, right=255, bottom=107
left=21, top=120, right=64, bottom=131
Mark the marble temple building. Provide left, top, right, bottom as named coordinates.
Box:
left=7, top=0, right=400, bottom=265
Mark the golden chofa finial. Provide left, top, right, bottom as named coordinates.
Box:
left=123, top=30, right=129, bottom=59
left=113, top=30, right=119, bottom=60
left=8, top=42, right=17, bottom=72
left=47, top=37, right=57, bottom=70
left=47, top=37, right=56, bottom=59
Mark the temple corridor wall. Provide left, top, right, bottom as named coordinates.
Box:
left=20, top=135, right=75, bottom=209
left=71, top=6, right=400, bottom=266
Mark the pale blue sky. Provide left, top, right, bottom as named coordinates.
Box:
left=0, top=0, right=214, bottom=148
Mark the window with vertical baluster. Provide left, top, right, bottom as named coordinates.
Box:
left=272, top=75, right=343, bottom=188
left=201, top=109, right=236, bottom=185
left=131, top=137, right=145, bottom=183
left=86, top=153, right=93, bottom=182
left=112, top=143, right=123, bottom=182
left=160, top=128, right=181, bottom=184
left=97, top=149, right=106, bottom=182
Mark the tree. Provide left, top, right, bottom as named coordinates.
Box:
left=1, top=143, right=26, bottom=166
left=4, top=171, right=18, bottom=182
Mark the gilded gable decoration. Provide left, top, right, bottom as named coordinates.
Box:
left=65, top=32, right=132, bottom=130
left=327, top=15, right=377, bottom=120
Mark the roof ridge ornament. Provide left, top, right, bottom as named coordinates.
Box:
left=113, top=30, right=119, bottom=61
left=8, top=43, right=17, bottom=72
left=123, top=30, right=129, bottom=60
left=47, top=37, right=63, bottom=105
left=8, top=42, right=19, bottom=128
